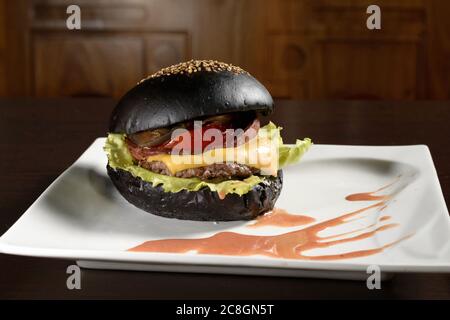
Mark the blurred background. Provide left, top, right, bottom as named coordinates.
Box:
left=0, top=0, right=449, bottom=100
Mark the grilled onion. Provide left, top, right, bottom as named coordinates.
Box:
left=203, top=114, right=233, bottom=125
left=129, top=128, right=172, bottom=147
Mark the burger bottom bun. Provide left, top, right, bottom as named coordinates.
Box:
left=107, top=164, right=283, bottom=221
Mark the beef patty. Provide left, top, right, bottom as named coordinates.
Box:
left=138, top=160, right=259, bottom=180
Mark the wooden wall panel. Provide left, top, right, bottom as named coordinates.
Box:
left=33, top=35, right=145, bottom=97
left=265, top=34, right=311, bottom=98
left=310, top=1, right=425, bottom=99
left=144, top=33, right=189, bottom=76
left=0, top=0, right=448, bottom=100
left=192, top=0, right=249, bottom=65
left=30, top=0, right=193, bottom=98
left=263, top=0, right=427, bottom=99
left=2, top=0, right=29, bottom=96
left=425, top=0, right=450, bottom=99
left=317, top=41, right=418, bottom=99
left=0, top=0, right=6, bottom=96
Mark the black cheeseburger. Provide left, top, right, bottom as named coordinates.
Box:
left=105, top=60, right=311, bottom=221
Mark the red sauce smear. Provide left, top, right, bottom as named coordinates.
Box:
left=248, top=208, right=315, bottom=228
left=129, top=202, right=409, bottom=260
left=345, top=176, right=400, bottom=201
left=128, top=177, right=412, bottom=260
left=217, top=191, right=226, bottom=200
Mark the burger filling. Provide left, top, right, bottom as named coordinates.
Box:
left=125, top=112, right=263, bottom=181
left=104, top=114, right=312, bottom=197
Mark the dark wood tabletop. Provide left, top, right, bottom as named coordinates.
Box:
left=0, top=98, right=449, bottom=299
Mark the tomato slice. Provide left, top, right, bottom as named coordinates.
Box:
left=126, top=118, right=260, bottom=157
left=162, top=122, right=229, bottom=154
left=163, top=119, right=260, bottom=154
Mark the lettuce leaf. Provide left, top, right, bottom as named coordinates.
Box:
left=261, top=122, right=312, bottom=168
left=104, top=122, right=311, bottom=195
left=279, top=138, right=312, bottom=168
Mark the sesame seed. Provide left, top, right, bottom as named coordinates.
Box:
left=138, top=60, right=247, bottom=84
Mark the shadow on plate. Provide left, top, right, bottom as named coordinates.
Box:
left=42, top=165, right=247, bottom=238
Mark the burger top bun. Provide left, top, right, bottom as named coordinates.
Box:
left=109, top=60, right=274, bottom=134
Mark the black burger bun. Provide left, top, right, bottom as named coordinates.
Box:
left=109, top=60, right=274, bottom=134
left=107, top=165, right=283, bottom=221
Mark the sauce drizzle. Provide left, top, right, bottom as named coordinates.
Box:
left=248, top=208, right=315, bottom=228
left=129, top=202, right=408, bottom=260
left=345, top=176, right=400, bottom=201
left=128, top=177, right=411, bottom=260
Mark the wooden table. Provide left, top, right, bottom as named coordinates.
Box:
left=0, top=98, right=449, bottom=299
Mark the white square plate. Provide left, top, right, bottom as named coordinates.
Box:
left=1, top=139, right=449, bottom=280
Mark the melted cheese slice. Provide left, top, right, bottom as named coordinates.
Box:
left=145, top=135, right=279, bottom=176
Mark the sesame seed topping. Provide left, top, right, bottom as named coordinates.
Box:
left=138, top=60, right=247, bottom=84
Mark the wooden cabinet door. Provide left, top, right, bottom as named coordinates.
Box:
left=32, top=32, right=189, bottom=98
left=264, top=0, right=428, bottom=100
left=33, top=34, right=145, bottom=97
